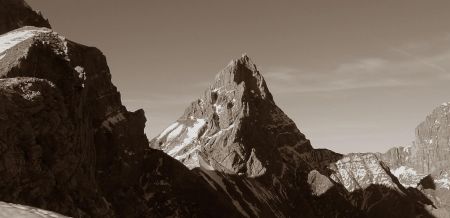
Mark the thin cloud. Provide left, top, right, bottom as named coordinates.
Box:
left=390, top=48, right=449, bottom=74
left=264, top=37, right=450, bottom=94
left=264, top=68, right=299, bottom=81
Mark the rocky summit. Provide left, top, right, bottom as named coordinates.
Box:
left=151, top=55, right=335, bottom=217
left=1, top=0, right=450, bottom=218
left=151, top=54, right=439, bottom=217
left=151, top=54, right=314, bottom=176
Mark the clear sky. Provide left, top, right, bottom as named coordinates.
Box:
left=27, top=0, right=450, bottom=153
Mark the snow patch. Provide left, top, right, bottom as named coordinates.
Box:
left=166, top=119, right=205, bottom=156
left=183, top=119, right=206, bottom=145
left=435, top=172, right=450, bottom=190
left=0, top=28, right=50, bottom=60
left=435, top=178, right=450, bottom=190
left=331, top=154, right=396, bottom=192
left=175, top=144, right=201, bottom=169
left=166, top=124, right=183, bottom=141
left=391, top=166, right=417, bottom=177
left=74, top=66, right=86, bottom=88
left=0, top=201, right=67, bottom=218
left=390, top=166, right=424, bottom=188
left=157, top=122, right=179, bottom=140
left=214, top=103, right=224, bottom=114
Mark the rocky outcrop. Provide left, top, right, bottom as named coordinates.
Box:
left=0, top=2, right=239, bottom=216
left=151, top=55, right=364, bottom=217
left=151, top=54, right=439, bottom=217
left=154, top=53, right=450, bottom=217
left=151, top=55, right=314, bottom=177
left=0, top=0, right=50, bottom=35
left=329, top=153, right=399, bottom=192
left=380, top=103, right=450, bottom=175
left=323, top=153, right=437, bottom=217
left=2, top=1, right=448, bottom=217
left=365, top=102, right=450, bottom=217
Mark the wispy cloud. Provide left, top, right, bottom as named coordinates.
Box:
left=264, top=36, right=450, bottom=94
left=390, top=48, right=449, bottom=74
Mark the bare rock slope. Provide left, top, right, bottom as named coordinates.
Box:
left=378, top=103, right=450, bottom=217
left=0, top=1, right=239, bottom=217
left=2, top=1, right=448, bottom=217
left=151, top=55, right=437, bottom=217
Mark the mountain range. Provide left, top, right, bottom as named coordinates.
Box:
left=0, top=1, right=449, bottom=217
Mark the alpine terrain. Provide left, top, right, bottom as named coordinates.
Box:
left=151, top=54, right=443, bottom=217
left=1, top=0, right=450, bottom=218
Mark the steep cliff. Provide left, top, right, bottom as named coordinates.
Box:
left=0, top=2, right=239, bottom=217
left=375, top=103, right=450, bottom=217
left=151, top=54, right=438, bottom=217
left=151, top=55, right=361, bottom=217
left=2, top=1, right=448, bottom=217
left=0, top=0, right=50, bottom=35
left=382, top=103, right=450, bottom=175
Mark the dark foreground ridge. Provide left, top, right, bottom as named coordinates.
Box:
left=0, top=0, right=449, bottom=217
left=0, top=1, right=239, bottom=217
left=0, top=0, right=50, bottom=35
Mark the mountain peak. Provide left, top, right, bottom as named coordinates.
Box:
left=226, top=53, right=253, bottom=68
left=211, top=54, right=273, bottom=103
left=151, top=55, right=313, bottom=177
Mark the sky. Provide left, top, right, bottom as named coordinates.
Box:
left=27, top=0, right=450, bottom=153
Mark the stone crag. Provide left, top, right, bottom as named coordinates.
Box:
left=0, top=1, right=239, bottom=217
left=151, top=54, right=437, bottom=217
left=1, top=1, right=449, bottom=217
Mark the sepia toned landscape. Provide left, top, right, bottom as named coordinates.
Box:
left=1, top=0, right=450, bottom=217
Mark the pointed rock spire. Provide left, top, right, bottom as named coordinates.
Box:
left=151, top=55, right=313, bottom=177
left=210, top=54, right=274, bottom=104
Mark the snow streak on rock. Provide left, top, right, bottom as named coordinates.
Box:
left=0, top=28, right=50, bottom=59
left=0, top=201, right=68, bottom=218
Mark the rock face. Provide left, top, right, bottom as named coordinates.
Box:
left=2, top=1, right=449, bottom=217
left=151, top=55, right=438, bottom=217
left=328, top=153, right=437, bottom=218
left=151, top=55, right=320, bottom=217
left=0, top=2, right=239, bottom=217
left=382, top=103, right=450, bottom=175
left=0, top=0, right=50, bottom=35
left=376, top=103, right=450, bottom=217
left=330, top=153, right=399, bottom=192
left=151, top=55, right=313, bottom=176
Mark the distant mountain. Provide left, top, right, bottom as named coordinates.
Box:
left=379, top=103, right=450, bottom=217
left=1, top=0, right=449, bottom=217
left=381, top=103, right=450, bottom=175
left=151, top=54, right=314, bottom=175
left=151, top=55, right=349, bottom=217
left=151, top=55, right=438, bottom=217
